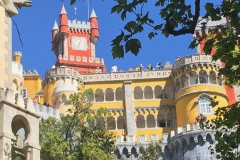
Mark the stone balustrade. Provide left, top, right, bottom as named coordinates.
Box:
left=82, top=70, right=172, bottom=82
left=45, top=67, right=172, bottom=82
left=173, top=54, right=222, bottom=71
left=45, top=67, right=81, bottom=80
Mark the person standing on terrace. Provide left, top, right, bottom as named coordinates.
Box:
left=111, top=64, right=118, bottom=72
left=139, top=64, right=144, bottom=70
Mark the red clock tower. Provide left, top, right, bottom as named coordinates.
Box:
left=51, top=5, right=106, bottom=73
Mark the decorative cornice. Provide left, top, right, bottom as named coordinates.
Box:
left=175, top=90, right=228, bottom=103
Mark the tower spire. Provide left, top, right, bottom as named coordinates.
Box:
left=90, top=9, right=97, bottom=18
left=52, top=21, right=59, bottom=30
left=74, top=7, right=77, bottom=20
left=60, top=5, right=67, bottom=14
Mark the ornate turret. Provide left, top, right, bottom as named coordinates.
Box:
left=193, top=16, right=228, bottom=54
left=89, top=9, right=99, bottom=44
left=52, top=21, right=59, bottom=40
left=193, top=16, right=236, bottom=105
left=13, top=51, right=22, bottom=64
left=173, top=54, right=228, bottom=127
left=59, top=5, right=68, bottom=38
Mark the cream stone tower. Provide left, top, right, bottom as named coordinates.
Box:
left=0, top=1, right=41, bottom=159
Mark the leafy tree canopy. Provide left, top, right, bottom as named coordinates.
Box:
left=138, top=141, right=163, bottom=160
left=40, top=88, right=116, bottom=160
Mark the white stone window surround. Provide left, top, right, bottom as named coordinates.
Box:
left=76, top=56, right=81, bottom=62
left=150, top=134, right=158, bottom=141
left=70, top=55, right=74, bottom=61
left=139, top=135, right=146, bottom=142
left=197, top=94, right=213, bottom=115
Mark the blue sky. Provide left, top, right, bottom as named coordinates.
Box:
left=12, top=0, right=221, bottom=78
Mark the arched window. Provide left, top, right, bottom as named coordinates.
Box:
left=196, top=77, right=206, bottom=84
left=198, top=94, right=212, bottom=114
left=62, top=94, right=67, bottom=105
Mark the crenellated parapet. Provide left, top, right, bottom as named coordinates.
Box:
left=68, top=20, right=91, bottom=32
left=0, top=87, right=39, bottom=117
left=194, top=16, right=227, bottom=38
left=162, top=123, right=217, bottom=160
left=44, top=67, right=83, bottom=84
left=34, top=103, right=60, bottom=119
left=23, top=69, right=39, bottom=76
left=173, top=54, right=222, bottom=74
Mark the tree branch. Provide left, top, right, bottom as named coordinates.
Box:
left=165, top=0, right=200, bottom=36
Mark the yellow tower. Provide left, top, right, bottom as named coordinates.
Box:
left=12, top=51, right=24, bottom=94
left=173, top=54, right=228, bottom=127
left=43, top=67, right=82, bottom=113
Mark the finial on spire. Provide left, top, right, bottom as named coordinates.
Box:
left=90, top=9, right=97, bottom=18
left=52, top=21, right=59, bottom=30
left=60, top=5, right=67, bottom=14
left=74, top=7, right=77, bottom=20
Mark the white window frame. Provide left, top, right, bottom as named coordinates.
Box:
left=150, top=134, right=158, bottom=141
left=139, top=135, right=146, bottom=142
left=76, top=56, right=81, bottom=62
left=198, top=94, right=213, bottom=115
left=70, top=55, right=74, bottom=61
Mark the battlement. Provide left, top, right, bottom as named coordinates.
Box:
left=13, top=51, right=22, bottom=56
left=162, top=122, right=217, bottom=159
left=194, top=16, right=227, bottom=37
left=0, top=87, right=40, bottom=117
left=173, top=54, right=222, bottom=73
left=34, top=103, right=60, bottom=119
left=23, top=69, right=39, bottom=76
left=68, top=20, right=91, bottom=31
left=45, top=67, right=81, bottom=81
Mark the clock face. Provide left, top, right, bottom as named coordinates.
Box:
left=71, top=37, right=88, bottom=51
left=58, top=41, right=63, bottom=54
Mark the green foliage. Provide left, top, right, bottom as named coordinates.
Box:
left=40, top=88, right=115, bottom=160
left=138, top=141, right=163, bottom=160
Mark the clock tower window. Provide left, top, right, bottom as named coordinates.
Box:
left=63, top=55, right=68, bottom=60
left=70, top=55, right=74, bottom=61
left=82, top=57, right=87, bottom=62
left=76, top=56, right=81, bottom=62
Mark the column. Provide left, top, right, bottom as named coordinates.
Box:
left=165, top=118, right=168, bottom=127
left=197, top=74, right=200, bottom=84
left=207, top=74, right=210, bottom=84
left=162, top=91, right=165, bottom=100
left=123, top=81, right=136, bottom=136
left=142, top=90, right=145, bottom=99
left=115, top=119, right=118, bottom=130
left=152, top=90, right=155, bottom=99
left=216, top=76, right=219, bottom=85
left=186, top=75, right=190, bottom=86
left=154, top=116, right=158, bottom=128
left=103, top=92, right=106, bottom=102
left=113, top=91, right=116, bottom=101
left=135, top=118, right=137, bottom=129
left=144, top=117, right=147, bottom=128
